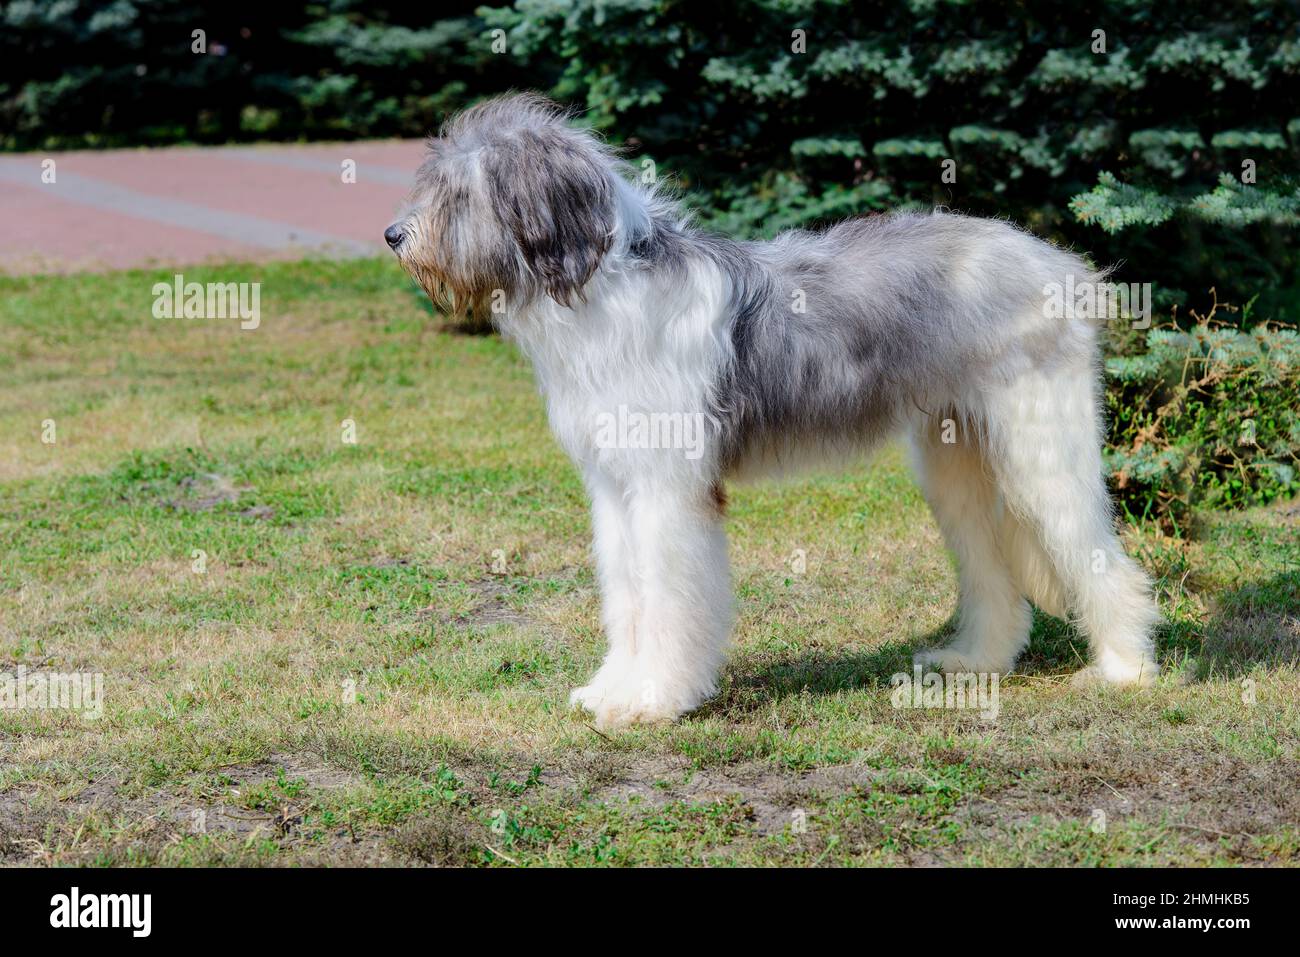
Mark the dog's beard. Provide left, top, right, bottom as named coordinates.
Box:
left=402, top=258, right=490, bottom=322
left=407, top=261, right=456, bottom=314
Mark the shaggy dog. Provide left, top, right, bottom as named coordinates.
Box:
left=385, top=93, right=1160, bottom=728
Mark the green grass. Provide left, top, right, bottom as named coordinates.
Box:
left=0, top=257, right=1297, bottom=867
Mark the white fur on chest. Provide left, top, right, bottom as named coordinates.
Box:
left=500, top=257, right=733, bottom=484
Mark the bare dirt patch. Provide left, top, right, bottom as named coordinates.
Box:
left=391, top=810, right=485, bottom=866
left=7, top=737, right=1296, bottom=866
left=414, top=743, right=1300, bottom=865
left=168, top=472, right=249, bottom=511
left=953, top=750, right=1300, bottom=862
left=154, top=471, right=276, bottom=521
left=0, top=752, right=395, bottom=866
left=0, top=782, right=46, bottom=862
left=438, top=748, right=883, bottom=839
left=427, top=578, right=532, bottom=629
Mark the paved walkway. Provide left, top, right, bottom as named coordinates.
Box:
left=0, top=140, right=426, bottom=274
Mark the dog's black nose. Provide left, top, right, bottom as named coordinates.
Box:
left=384, top=224, right=404, bottom=249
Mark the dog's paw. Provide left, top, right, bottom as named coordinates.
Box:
left=913, top=645, right=1013, bottom=676
left=568, top=681, right=624, bottom=716
left=569, top=663, right=709, bottom=729
left=569, top=682, right=687, bottom=729
left=1069, top=656, right=1159, bottom=688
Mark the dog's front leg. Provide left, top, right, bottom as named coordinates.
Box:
left=570, top=470, right=640, bottom=715
left=571, top=477, right=733, bottom=728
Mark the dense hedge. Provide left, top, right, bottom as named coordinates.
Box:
left=3, top=0, right=1297, bottom=521
left=1106, top=311, right=1299, bottom=524
left=5, top=2, right=1295, bottom=307
left=0, top=1, right=499, bottom=146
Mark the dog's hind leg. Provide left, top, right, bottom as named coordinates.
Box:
left=909, top=415, right=1033, bottom=675
left=983, top=367, right=1160, bottom=686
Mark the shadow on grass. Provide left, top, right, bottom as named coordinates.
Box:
left=702, top=625, right=949, bottom=718
left=1194, top=569, right=1300, bottom=680
left=701, top=596, right=1266, bottom=716
left=711, top=567, right=1300, bottom=714
left=1018, top=576, right=1300, bottom=684
left=1017, top=610, right=1092, bottom=675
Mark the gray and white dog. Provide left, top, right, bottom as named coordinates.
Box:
left=386, top=93, right=1160, bottom=728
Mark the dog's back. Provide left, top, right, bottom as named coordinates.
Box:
left=711, top=210, right=1102, bottom=472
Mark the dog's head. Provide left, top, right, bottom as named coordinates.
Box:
left=386, top=93, right=618, bottom=316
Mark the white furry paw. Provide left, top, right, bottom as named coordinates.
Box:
left=569, top=663, right=708, bottom=729
left=913, top=645, right=1013, bottom=676
left=568, top=689, right=672, bottom=729
left=1069, top=654, right=1158, bottom=688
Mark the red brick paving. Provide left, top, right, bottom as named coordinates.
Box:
left=2, top=183, right=268, bottom=273
left=0, top=140, right=426, bottom=275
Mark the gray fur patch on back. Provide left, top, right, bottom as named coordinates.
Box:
left=667, top=213, right=1097, bottom=473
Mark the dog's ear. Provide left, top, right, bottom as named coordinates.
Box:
left=484, top=130, right=614, bottom=307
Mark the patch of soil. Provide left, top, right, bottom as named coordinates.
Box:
left=442, top=749, right=883, bottom=841
left=951, top=751, right=1300, bottom=862
left=427, top=579, right=531, bottom=629
left=10, top=735, right=1291, bottom=866
left=0, top=752, right=393, bottom=866
left=0, top=783, right=45, bottom=862
left=567, top=754, right=819, bottom=836
left=391, top=811, right=485, bottom=866
left=416, top=745, right=1300, bottom=865
left=167, top=472, right=250, bottom=511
